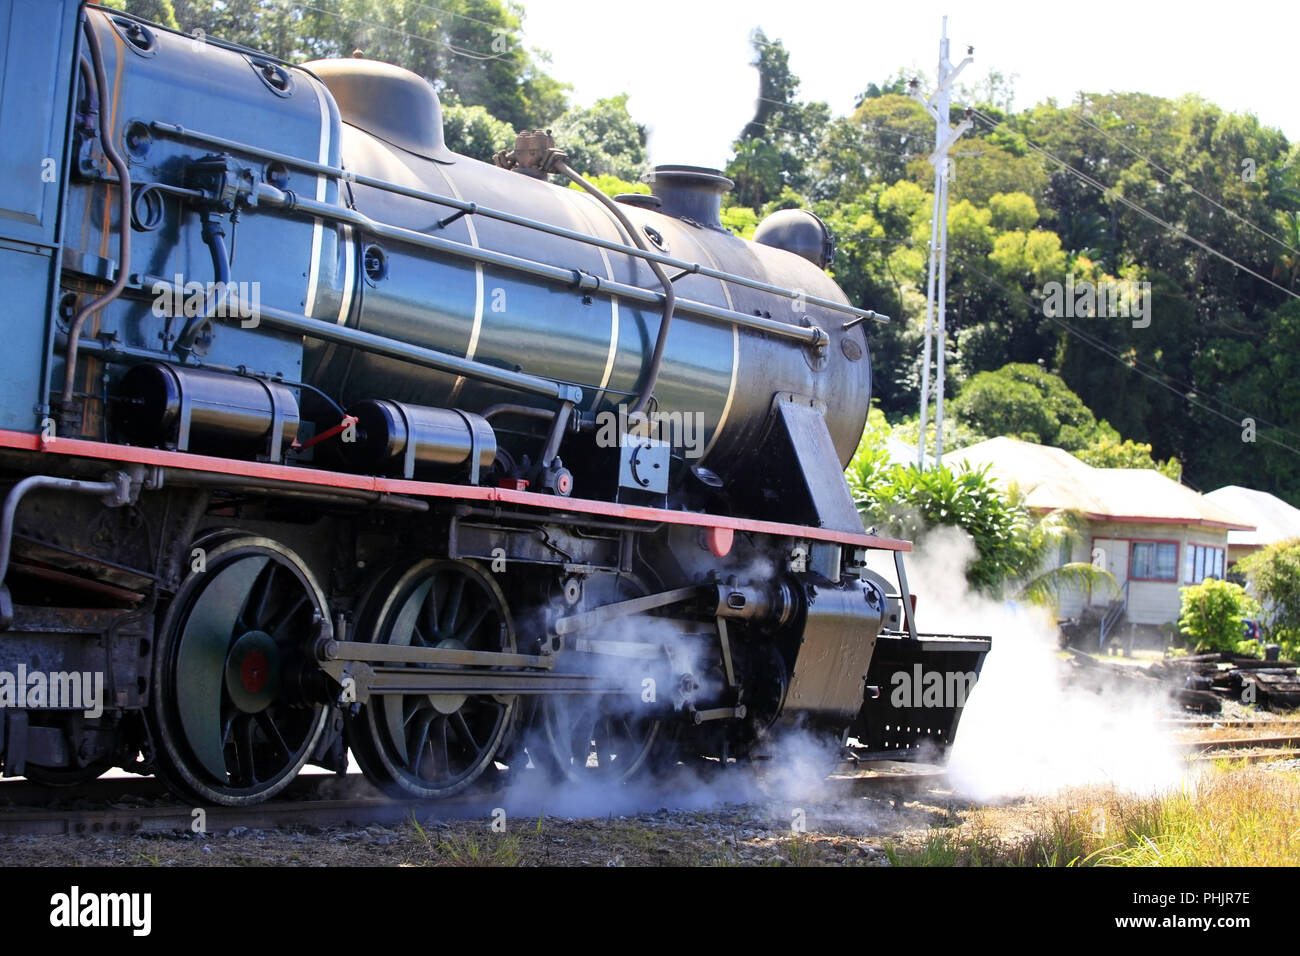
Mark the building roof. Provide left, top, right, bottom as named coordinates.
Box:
left=1204, top=485, right=1300, bottom=547
left=882, top=436, right=920, bottom=468
left=942, top=437, right=1254, bottom=531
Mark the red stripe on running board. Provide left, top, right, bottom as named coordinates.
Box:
left=0, top=429, right=910, bottom=551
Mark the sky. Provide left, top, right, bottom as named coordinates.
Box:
left=513, top=0, right=1299, bottom=170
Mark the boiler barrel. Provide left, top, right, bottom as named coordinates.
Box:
left=299, top=60, right=872, bottom=485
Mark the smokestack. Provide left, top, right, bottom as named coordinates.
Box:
left=644, top=165, right=733, bottom=232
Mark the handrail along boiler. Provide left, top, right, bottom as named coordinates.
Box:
left=0, top=1, right=989, bottom=803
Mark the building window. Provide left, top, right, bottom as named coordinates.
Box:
left=1131, top=541, right=1178, bottom=581
left=1183, top=544, right=1225, bottom=584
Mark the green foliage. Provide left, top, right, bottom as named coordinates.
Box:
left=102, top=0, right=179, bottom=29
left=1016, top=561, right=1117, bottom=608
left=849, top=417, right=1049, bottom=596
left=949, top=364, right=1184, bottom=475
left=988, top=229, right=1066, bottom=285
left=567, top=173, right=648, bottom=198
left=856, top=461, right=1032, bottom=595
left=849, top=413, right=1110, bottom=606
left=441, top=103, right=515, bottom=162
left=725, top=30, right=830, bottom=208
left=987, top=192, right=1040, bottom=232
left=151, top=0, right=570, bottom=131
left=1238, top=539, right=1300, bottom=659
left=952, top=363, right=1103, bottom=450
left=1177, top=579, right=1260, bottom=653
left=1074, top=437, right=1183, bottom=480
left=720, top=204, right=760, bottom=239
left=549, top=94, right=647, bottom=181
left=848, top=95, right=932, bottom=187
left=720, top=61, right=1297, bottom=503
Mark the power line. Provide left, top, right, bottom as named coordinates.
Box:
left=966, top=107, right=1300, bottom=304
left=1068, top=105, right=1300, bottom=259
left=407, top=0, right=519, bottom=34
left=298, top=3, right=509, bottom=62
left=953, top=256, right=1300, bottom=458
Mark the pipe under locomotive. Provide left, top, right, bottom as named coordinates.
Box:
left=0, top=1, right=989, bottom=805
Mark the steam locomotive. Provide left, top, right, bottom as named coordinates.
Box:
left=0, top=1, right=989, bottom=805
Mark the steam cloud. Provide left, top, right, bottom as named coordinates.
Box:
left=910, top=526, right=1188, bottom=800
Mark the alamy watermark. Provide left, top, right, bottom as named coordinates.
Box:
left=889, top=665, right=977, bottom=709
left=151, top=275, right=261, bottom=328
left=593, top=404, right=706, bottom=459
left=50, top=886, right=151, bottom=936
left=0, top=665, right=103, bottom=718
left=1041, top=272, right=1151, bottom=329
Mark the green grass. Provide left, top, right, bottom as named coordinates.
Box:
left=434, top=830, right=525, bottom=867
left=885, top=768, right=1300, bottom=867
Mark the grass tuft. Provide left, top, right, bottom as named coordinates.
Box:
left=885, top=767, right=1300, bottom=867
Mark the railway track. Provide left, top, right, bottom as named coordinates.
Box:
left=1163, top=719, right=1300, bottom=730
left=0, top=761, right=950, bottom=837
left=1185, top=735, right=1300, bottom=766
left=1183, top=735, right=1300, bottom=753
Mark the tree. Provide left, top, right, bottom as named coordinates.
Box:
left=952, top=363, right=1105, bottom=450
left=153, top=1, right=570, bottom=131
left=441, top=103, right=515, bottom=162
left=725, top=30, right=830, bottom=207
left=102, top=0, right=179, bottom=29
left=848, top=94, right=931, bottom=186
left=738, top=28, right=798, bottom=142
left=854, top=70, right=910, bottom=108
left=1075, top=438, right=1182, bottom=480
left=848, top=415, right=1048, bottom=595
left=1238, top=539, right=1300, bottom=659
left=548, top=94, right=647, bottom=181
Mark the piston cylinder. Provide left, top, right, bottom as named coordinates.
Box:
left=341, top=399, right=496, bottom=480
left=114, top=362, right=299, bottom=458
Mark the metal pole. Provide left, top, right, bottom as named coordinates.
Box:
left=917, top=176, right=942, bottom=468
left=935, top=160, right=951, bottom=464
left=911, top=17, right=972, bottom=469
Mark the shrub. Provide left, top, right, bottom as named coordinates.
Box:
left=849, top=418, right=1044, bottom=595
left=1177, top=578, right=1260, bottom=653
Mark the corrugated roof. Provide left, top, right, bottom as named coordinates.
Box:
left=942, top=437, right=1254, bottom=531
left=1204, top=485, right=1300, bottom=546
left=882, top=436, right=919, bottom=468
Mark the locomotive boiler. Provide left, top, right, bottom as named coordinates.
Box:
left=0, top=0, right=989, bottom=805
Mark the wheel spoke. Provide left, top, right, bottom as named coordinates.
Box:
left=441, top=574, right=465, bottom=636
left=423, top=579, right=440, bottom=639
left=255, top=710, right=290, bottom=760
left=266, top=592, right=309, bottom=642
left=452, top=711, right=481, bottom=753
left=439, top=717, right=452, bottom=774
left=245, top=563, right=277, bottom=631
left=408, top=709, right=435, bottom=775
left=454, top=603, right=491, bottom=646
left=232, top=714, right=258, bottom=785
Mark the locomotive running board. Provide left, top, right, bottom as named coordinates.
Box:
left=0, top=429, right=911, bottom=552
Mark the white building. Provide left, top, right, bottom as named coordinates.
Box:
left=1204, top=485, right=1300, bottom=568
left=942, top=437, right=1253, bottom=628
